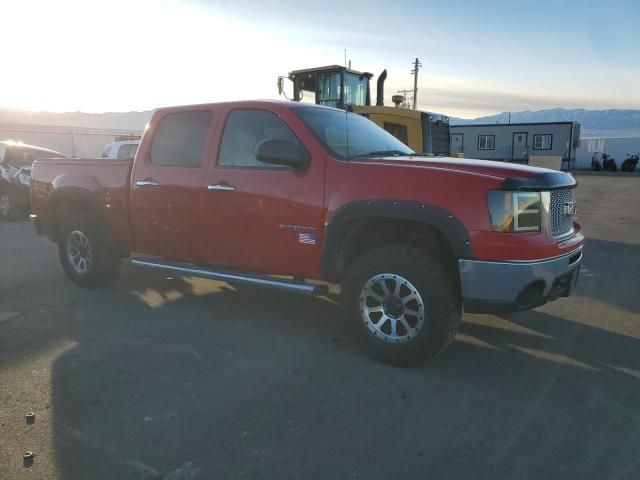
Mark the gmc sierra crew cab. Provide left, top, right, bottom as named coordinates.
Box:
left=30, top=100, right=584, bottom=365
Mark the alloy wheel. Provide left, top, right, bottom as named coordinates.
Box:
left=66, top=230, right=93, bottom=275
left=359, top=273, right=425, bottom=343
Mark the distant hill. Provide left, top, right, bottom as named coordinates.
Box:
left=450, top=108, right=640, bottom=138
left=0, top=108, right=153, bottom=132
left=1, top=106, right=639, bottom=139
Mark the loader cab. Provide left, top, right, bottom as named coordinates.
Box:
left=288, top=65, right=372, bottom=109
left=285, top=65, right=450, bottom=156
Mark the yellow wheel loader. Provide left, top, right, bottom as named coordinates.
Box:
left=286, top=65, right=450, bottom=156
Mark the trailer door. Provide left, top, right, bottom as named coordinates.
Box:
left=451, top=133, right=463, bottom=154
left=512, top=132, right=528, bottom=162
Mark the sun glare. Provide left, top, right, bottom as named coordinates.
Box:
left=0, top=0, right=301, bottom=112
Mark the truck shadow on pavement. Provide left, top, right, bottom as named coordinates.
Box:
left=575, top=237, right=639, bottom=314
left=46, top=266, right=640, bottom=480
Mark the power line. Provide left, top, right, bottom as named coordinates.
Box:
left=396, top=89, right=413, bottom=109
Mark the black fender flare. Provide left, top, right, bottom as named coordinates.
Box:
left=322, top=200, right=473, bottom=281
left=43, top=187, right=105, bottom=241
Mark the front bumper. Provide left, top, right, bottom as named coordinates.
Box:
left=459, top=247, right=583, bottom=314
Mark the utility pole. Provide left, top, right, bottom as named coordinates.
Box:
left=410, top=57, right=422, bottom=110
left=507, top=111, right=512, bottom=124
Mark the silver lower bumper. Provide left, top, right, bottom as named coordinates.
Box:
left=458, top=248, right=583, bottom=313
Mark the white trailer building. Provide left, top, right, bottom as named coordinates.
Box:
left=450, top=122, right=581, bottom=170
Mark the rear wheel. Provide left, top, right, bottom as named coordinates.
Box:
left=342, top=245, right=461, bottom=366
left=58, top=215, right=121, bottom=288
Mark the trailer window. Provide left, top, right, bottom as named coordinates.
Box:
left=478, top=135, right=495, bottom=150
left=533, top=134, right=553, bottom=150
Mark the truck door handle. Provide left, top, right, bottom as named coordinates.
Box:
left=208, top=184, right=236, bottom=192
left=136, top=180, right=159, bottom=187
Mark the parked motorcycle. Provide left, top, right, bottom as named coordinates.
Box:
left=621, top=153, right=639, bottom=172
left=591, top=152, right=602, bottom=171
left=602, top=153, right=617, bottom=172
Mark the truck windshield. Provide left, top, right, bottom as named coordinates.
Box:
left=4, top=148, right=59, bottom=167
left=295, top=106, right=414, bottom=160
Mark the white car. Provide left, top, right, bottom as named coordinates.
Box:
left=102, top=140, right=140, bottom=160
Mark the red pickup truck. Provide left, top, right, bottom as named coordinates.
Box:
left=31, top=100, right=584, bottom=365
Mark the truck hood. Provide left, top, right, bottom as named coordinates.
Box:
left=354, top=156, right=576, bottom=190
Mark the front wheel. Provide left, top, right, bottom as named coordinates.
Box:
left=58, top=215, right=121, bottom=288
left=341, top=245, right=461, bottom=366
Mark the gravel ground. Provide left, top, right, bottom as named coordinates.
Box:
left=1, top=172, right=638, bottom=479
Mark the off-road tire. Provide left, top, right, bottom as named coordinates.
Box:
left=341, top=245, right=461, bottom=366
left=58, top=214, right=121, bottom=288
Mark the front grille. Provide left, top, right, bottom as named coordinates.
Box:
left=550, top=189, right=575, bottom=237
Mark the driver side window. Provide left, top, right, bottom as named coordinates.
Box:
left=218, top=110, right=301, bottom=168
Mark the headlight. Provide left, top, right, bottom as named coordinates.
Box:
left=487, top=191, right=545, bottom=232
left=18, top=173, right=31, bottom=186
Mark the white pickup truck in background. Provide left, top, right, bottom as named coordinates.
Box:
left=102, top=140, right=140, bottom=160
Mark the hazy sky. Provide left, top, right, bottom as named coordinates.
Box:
left=2, top=0, right=639, bottom=118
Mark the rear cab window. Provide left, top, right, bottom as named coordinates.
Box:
left=150, top=111, right=213, bottom=167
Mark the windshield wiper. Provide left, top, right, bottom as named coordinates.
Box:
left=348, top=150, right=412, bottom=159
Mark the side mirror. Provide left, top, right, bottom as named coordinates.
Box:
left=255, top=139, right=310, bottom=170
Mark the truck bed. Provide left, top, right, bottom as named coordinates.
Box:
left=31, top=158, right=134, bottom=251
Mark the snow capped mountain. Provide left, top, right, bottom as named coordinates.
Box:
left=450, top=109, right=640, bottom=138
left=0, top=107, right=639, bottom=139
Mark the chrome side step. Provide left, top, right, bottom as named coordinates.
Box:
left=130, top=258, right=327, bottom=296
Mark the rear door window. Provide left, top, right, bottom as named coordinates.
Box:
left=150, top=111, right=212, bottom=167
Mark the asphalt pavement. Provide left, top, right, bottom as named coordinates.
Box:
left=1, top=173, right=639, bottom=479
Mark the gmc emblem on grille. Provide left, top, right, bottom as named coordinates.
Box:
left=563, top=201, right=577, bottom=215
